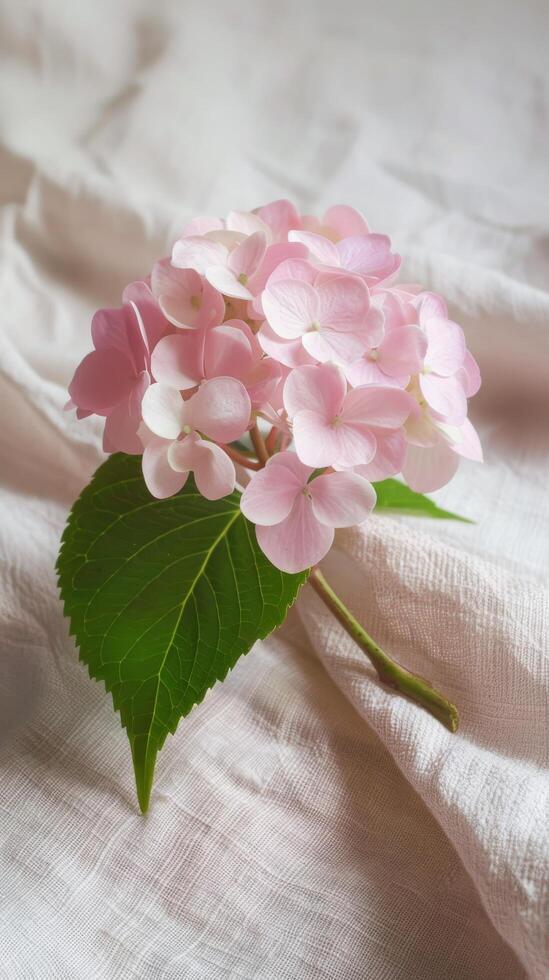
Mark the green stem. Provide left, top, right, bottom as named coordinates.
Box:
left=309, top=568, right=459, bottom=732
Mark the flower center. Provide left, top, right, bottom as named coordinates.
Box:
left=182, top=424, right=192, bottom=435
left=368, top=348, right=379, bottom=361
left=309, top=320, right=321, bottom=332
left=190, top=294, right=201, bottom=311
left=238, top=273, right=248, bottom=286
left=301, top=485, right=312, bottom=499
left=331, top=415, right=342, bottom=428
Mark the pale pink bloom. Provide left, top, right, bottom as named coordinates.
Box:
left=151, top=259, right=225, bottom=330
left=240, top=451, right=376, bottom=573
left=172, top=231, right=265, bottom=300
left=345, top=292, right=427, bottom=389
left=459, top=349, right=482, bottom=397
left=262, top=265, right=380, bottom=365
left=283, top=362, right=413, bottom=469
left=151, top=319, right=281, bottom=410
left=257, top=324, right=316, bottom=369
left=301, top=205, right=370, bottom=241
left=413, top=292, right=468, bottom=422
left=255, top=199, right=302, bottom=242
left=142, top=378, right=251, bottom=443
left=172, top=229, right=305, bottom=304
left=140, top=378, right=251, bottom=499
left=352, top=429, right=408, bottom=482
left=141, top=430, right=237, bottom=501
left=289, top=229, right=401, bottom=286
left=403, top=397, right=483, bottom=492
left=69, top=281, right=169, bottom=454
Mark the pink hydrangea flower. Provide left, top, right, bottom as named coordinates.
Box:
left=403, top=397, right=483, bottom=492
left=284, top=362, right=413, bottom=469
left=301, top=204, right=370, bottom=240
left=151, top=319, right=281, bottom=410
left=151, top=259, right=225, bottom=330
left=140, top=378, right=251, bottom=499
left=69, top=199, right=483, bottom=542
left=255, top=199, right=302, bottom=242
left=68, top=281, right=169, bottom=454
left=172, top=229, right=305, bottom=305
left=413, top=292, right=468, bottom=422
left=262, top=262, right=380, bottom=364
left=289, top=229, right=401, bottom=286
left=345, top=292, right=427, bottom=388
left=240, top=451, right=376, bottom=572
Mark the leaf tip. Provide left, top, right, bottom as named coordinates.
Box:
left=131, top=738, right=158, bottom=814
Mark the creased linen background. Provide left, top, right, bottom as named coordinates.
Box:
left=0, top=1, right=548, bottom=977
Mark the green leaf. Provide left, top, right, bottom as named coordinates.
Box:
left=373, top=478, right=473, bottom=523
left=57, top=453, right=308, bottom=813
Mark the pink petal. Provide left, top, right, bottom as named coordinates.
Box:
left=205, top=266, right=253, bottom=300
left=169, top=436, right=236, bottom=500
left=240, top=452, right=308, bottom=526
left=458, top=349, right=481, bottom=397
left=414, top=291, right=448, bottom=326
left=103, top=399, right=143, bottom=455
left=344, top=356, right=399, bottom=388
left=342, top=385, right=413, bottom=429
left=192, top=442, right=237, bottom=499
left=141, top=383, right=187, bottom=440
left=293, top=410, right=377, bottom=468
left=448, top=417, right=483, bottom=462
left=123, top=281, right=169, bottom=354
left=142, top=438, right=188, bottom=499
left=256, top=199, right=302, bottom=241
left=336, top=234, right=395, bottom=280
left=323, top=205, right=369, bottom=239
left=262, top=279, right=319, bottom=339
left=68, top=349, right=133, bottom=415
left=257, top=322, right=315, bottom=368
left=128, top=370, right=150, bottom=417
left=204, top=323, right=253, bottom=380
left=316, top=273, right=370, bottom=330
left=283, top=363, right=347, bottom=419
left=302, top=327, right=368, bottom=365
left=265, top=257, right=317, bottom=287
left=379, top=325, right=427, bottom=377
left=309, top=471, right=376, bottom=527
left=244, top=357, right=282, bottom=410
left=188, top=377, right=251, bottom=443
left=403, top=442, right=460, bottom=493
left=288, top=231, right=340, bottom=267
left=228, top=231, right=267, bottom=279
left=405, top=403, right=439, bottom=448
left=256, top=495, right=334, bottom=573
left=151, top=333, right=203, bottom=389
left=425, top=318, right=466, bottom=376
left=171, top=236, right=228, bottom=275
left=419, top=373, right=467, bottom=423
left=226, top=211, right=269, bottom=237
left=353, top=427, right=407, bottom=481
left=91, top=306, right=132, bottom=355
left=151, top=260, right=208, bottom=329
left=247, top=243, right=309, bottom=304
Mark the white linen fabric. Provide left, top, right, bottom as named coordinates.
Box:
left=1, top=1, right=548, bottom=977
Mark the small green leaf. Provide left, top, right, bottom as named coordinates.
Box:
left=57, top=454, right=308, bottom=812
left=373, top=478, right=473, bottom=523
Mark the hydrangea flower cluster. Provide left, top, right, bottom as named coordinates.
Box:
left=68, top=201, right=482, bottom=573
